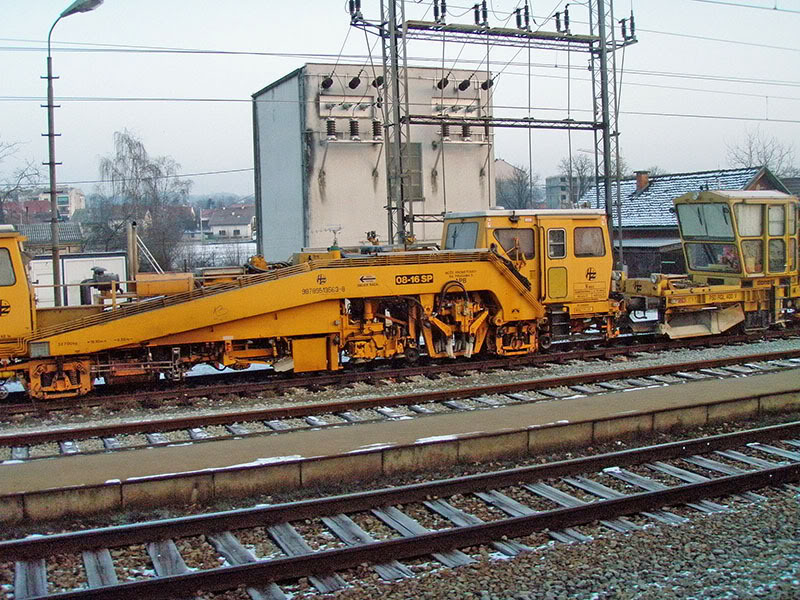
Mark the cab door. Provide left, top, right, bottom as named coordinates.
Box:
left=540, top=218, right=570, bottom=302
left=0, top=233, right=35, bottom=344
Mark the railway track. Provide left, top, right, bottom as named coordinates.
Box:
left=3, top=349, right=800, bottom=463
left=3, top=422, right=799, bottom=599
left=2, top=328, right=798, bottom=417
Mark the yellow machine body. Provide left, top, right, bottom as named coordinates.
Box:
left=0, top=210, right=622, bottom=399
left=621, top=191, right=800, bottom=338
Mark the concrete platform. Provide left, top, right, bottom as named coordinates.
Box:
left=2, top=369, right=799, bottom=522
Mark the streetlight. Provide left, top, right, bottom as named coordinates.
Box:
left=45, top=0, right=103, bottom=306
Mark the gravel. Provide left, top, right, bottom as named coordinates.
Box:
left=322, top=488, right=800, bottom=600
left=2, top=337, right=799, bottom=435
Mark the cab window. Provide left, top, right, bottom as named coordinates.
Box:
left=677, top=203, right=734, bottom=240
left=768, top=205, right=785, bottom=236
left=734, top=204, right=763, bottom=237
left=0, top=248, right=15, bottom=286
left=686, top=243, right=741, bottom=273
left=741, top=240, right=763, bottom=274
left=574, top=227, right=605, bottom=257
left=444, top=222, right=478, bottom=250
left=548, top=229, right=566, bottom=259
left=493, top=228, right=534, bottom=259
left=769, top=239, right=786, bottom=272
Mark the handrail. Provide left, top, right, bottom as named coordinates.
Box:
left=32, top=251, right=493, bottom=340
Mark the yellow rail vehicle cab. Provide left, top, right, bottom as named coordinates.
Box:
left=622, top=191, right=800, bottom=338
left=0, top=211, right=623, bottom=400
left=442, top=209, right=621, bottom=346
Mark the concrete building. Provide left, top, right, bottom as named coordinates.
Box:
left=36, top=187, right=85, bottom=219
left=545, top=174, right=585, bottom=209
left=253, top=63, right=494, bottom=260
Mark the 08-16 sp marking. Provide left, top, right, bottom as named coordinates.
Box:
left=395, top=273, right=434, bottom=285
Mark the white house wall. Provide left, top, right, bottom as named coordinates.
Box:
left=253, top=71, right=305, bottom=261
left=254, top=63, right=493, bottom=255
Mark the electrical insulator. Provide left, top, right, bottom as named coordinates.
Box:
left=434, top=0, right=440, bottom=23
left=555, top=12, right=561, bottom=32
left=349, top=0, right=355, bottom=17
left=629, top=12, right=636, bottom=38
left=321, top=76, right=334, bottom=90
left=326, top=118, right=337, bottom=140
left=564, top=5, right=570, bottom=32
left=481, top=78, right=493, bottom=90
left=481, top=0, right=488, bottom=26
left=458, top=78, right=471, bottom=91
left=348, top=76, right=361, bottom=89
left=349, top=119, right=360, bottom=141
left=372, top=120, right=383, bottom=140
left=441, top=0, right=447, bottom=23
left=620, top=19, right=627, bottom=40
left=462, top=124, right=471, bottom=141
left=473, top=4, right=480, bottom=26
left=371, top=76, right=384, bottom=88
left=515, top=8, right=522, bottom=29
left=524, top=3, right=531, bottom=28
left=437, top=77, right=449, bottom=90
left=441, top=123, right=450, bottom=141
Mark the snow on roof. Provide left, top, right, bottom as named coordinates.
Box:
left=580, top=167, right=770, bottom=229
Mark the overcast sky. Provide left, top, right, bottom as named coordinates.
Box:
left=1, top=0, right=798, bottom=198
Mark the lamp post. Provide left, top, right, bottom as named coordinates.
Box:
left=45, top=0, right=103, bottom=306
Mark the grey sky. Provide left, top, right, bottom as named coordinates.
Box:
left=1, top=0, right=798, bottom=197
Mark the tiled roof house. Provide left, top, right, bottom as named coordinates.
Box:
left=15, top=222, right=85, bottom=255
left=580, top=166, right=789, bottom=276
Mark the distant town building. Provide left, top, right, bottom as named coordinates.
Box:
left=205, top=204, right=256, bottom=239
left=36, top=187, right=85, bottom=219
left=253, top=63, right=495, bottom=260
left=545, top=175, right=583, bottom=209
left=581, top=166, right=790, bottom=276
left=2, top=187, right=85, bottom=225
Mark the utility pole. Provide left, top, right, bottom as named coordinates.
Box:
left=353, top=1, right=635, bottom=253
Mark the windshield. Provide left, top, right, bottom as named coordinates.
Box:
left=677, top=203, right=734, bottom=240
left=444, top=222, right=478, bottom=250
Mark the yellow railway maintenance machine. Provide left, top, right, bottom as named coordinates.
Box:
left=0, top=210, right=621, bottom=400
left=621, top=190, right=800, bottom=339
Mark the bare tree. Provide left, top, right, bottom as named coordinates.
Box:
left=98, top=130, right=193, bottom=270
left=495, top=163, right=542, bottom=210
left=727, top=129, right=799, bottom=178
left=557, top=154, right=594, bottom=206
left=644, top=165, right=667, bottom=177
left=0, top=138, right=41, bottom=223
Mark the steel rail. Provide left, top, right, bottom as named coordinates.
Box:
left=7, top=461, right=800, bottom=598
left=2, top=348, right=799, bottom=449
left=3, top=421, right=798, bottom=561
left=2, top=328, right=797, bottom=415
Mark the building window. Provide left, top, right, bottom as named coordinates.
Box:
left=0, top=248, right=15, bottom=286
left=218, top=230, right=227, bottom=236
left=388, top=142, right=424, bottom=202
left=548, top=229, right=566, bottom=258
left=233, top=229, right=241, bottom=237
